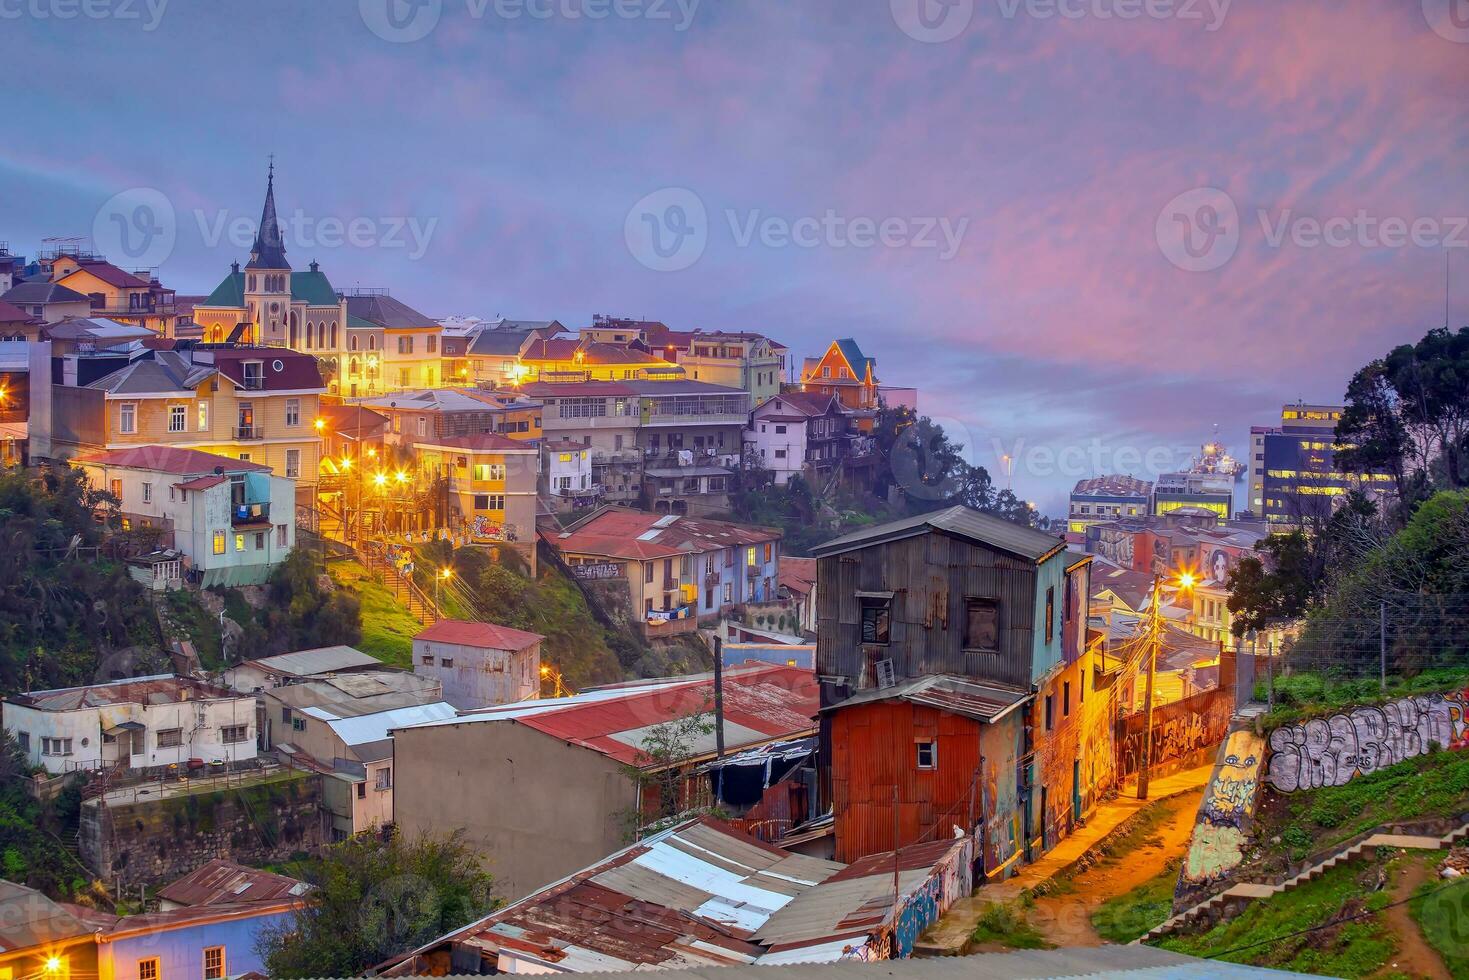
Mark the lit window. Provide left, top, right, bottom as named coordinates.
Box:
left=212, top=530, right=226, bottom=555
left=168, top=405, right=186, bottom=432
left=235, top=534, right=245, bottom=552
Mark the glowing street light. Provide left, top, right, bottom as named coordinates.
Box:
left=313, top=417, right=326, bottom=433
left=373, top=472, right=388, bottom=489
left=44, top=956, right=62, bottom=973
left=1138, top=566, right=1198, bottom=800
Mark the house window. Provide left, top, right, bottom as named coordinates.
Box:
left=426, top=335, right=437, bottom=354
left=440, top=657, right=453, bottom=668
left=965, top=598, right=999, bottom=651
left=421, top=654, right=433, bottom=665
left=644, top=563, right=654, bottom=584
left=277, top=524, right=288, bottom=547
left=763, top=543, right=772, bottom=562
left=118, top=402, right=136, bottom=434
left=475, top=494, right=504, bottom=511
left=141, top=482, right=152, bottom=504
left=212, top=530, right=226, bottom=555
left=285, top=448, right=301, bottom=479
left=775, top=424, right=786, bottom=434
left=723, top=582, right=732, bottom=603
left=1045, top=586, right=1055, bottom=644
left=16, top=732, right=28, bottom=752
left=375, top=767, right=393, bottom=791
left=356, top=783, right=366, bottom=800
left=139, top=957, right=160, bottom=980
left=110, top=478, right=122, bottom=502
left=859, top=596, right=891, bottom=645
left=203, top=946, right=225, bottom=980
left=280, top=707, right=292, bottom=724
left=221, top=725, right=248, bottom=744
left=233, top=533, right=244, bottom=552
left=292, top=717, right=307, bottom=732
left=473, top=463, right=506, bottom=482
left=168, top=404, right=186, bottom=432
left=255, top=532, right=265, bottom=550
left=41, top=737, right=72, bottom=756
left=156, top=728, right=183, bottom=749
left=915, top=740, right=936, bottom=770
left=398, top=336, right=413, bottom=354
left=1063, top=681, right=1071, bottom=717
left=1044, top=695, right=1054, bottom=731
left=285, top=398, right=300, bottom=427
left=417, top=417, right=428, bottom=437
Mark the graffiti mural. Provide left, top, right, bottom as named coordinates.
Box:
left=1182, top=729, right=1264, bottom=888
left=1264, top=692, right=1469, bottom=793
left=1116, top=686, right=1234, bottom=778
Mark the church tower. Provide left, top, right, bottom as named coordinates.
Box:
left=243, top=160, right=291, bottom=345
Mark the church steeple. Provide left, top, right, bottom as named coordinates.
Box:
left=246, top=158, right=290, bottom=271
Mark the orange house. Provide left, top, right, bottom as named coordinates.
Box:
left=800, top=339, right=879, bottom=429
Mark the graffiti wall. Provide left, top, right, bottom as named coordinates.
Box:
left=1181, top=728, right=1265, bottom=892
left=891, top=838, right=974, bottom=958
left=1116, top=686, right=1235, bottom=779
left=1264, top=691, right=1469, bottom=793
left=979, top=712, right=1024, bottom=878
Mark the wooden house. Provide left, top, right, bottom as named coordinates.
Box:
left=810, top=506, right=1093, bottom=878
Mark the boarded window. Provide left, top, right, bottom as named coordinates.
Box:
left=965, top=598, right=999, bottom=651
left=859, top=596, right=890, bottom=645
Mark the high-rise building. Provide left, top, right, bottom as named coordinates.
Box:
left=1250, top=403, right=1394, bottom=526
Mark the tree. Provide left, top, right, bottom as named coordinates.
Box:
left=617, top=704, right=716, bottom=840
left=1336, top=325, right=1469, bottom=517
left=258, top=549, right=362, bottom=654
left=256, top=831, right=497, bottom=979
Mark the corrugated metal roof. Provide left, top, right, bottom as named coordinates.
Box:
left=247, top=646, right=380, bottom=677
left=811, top=505, right=1066, bottom=563
left=387, top=818, right=844, bottom=974
left=315, top=701, right=457, bottom=746
left=402, top=664, right=817, bottom=767
left=820, top=675, right=1029, bottom=724
left=156, top=859, right=308, bottom=907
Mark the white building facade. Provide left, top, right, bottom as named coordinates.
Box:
left=4, top=675, right=258, bottom=775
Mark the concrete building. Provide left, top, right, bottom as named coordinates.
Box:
left=745, top=391, right=875, bottom=489
left=1151, top=470, right=1233, bottom=521
left=1067, top=475, right=1152, bottom=534
left=679, top=331, right=786, bottom=405
left=543, top=438, right=599, bottom=513
left=551, top=507, right=781, bottom=638
left=391, top=663, right=819, bottom=901
left=3, top=675, right=258, bottom=775
left=412, top=619, right=544, bottom=709
left=220, top=645, right=382, bottom=693
left=1250, top=402, right=1396, bottom=525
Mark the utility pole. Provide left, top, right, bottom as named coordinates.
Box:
left=711, top=634, right=726, bottom=759
left=1137, top=573, right=1161, bottom=801
left=1267, top=638, right=1275, bottom=711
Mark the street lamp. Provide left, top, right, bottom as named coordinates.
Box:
left=1137, top=568, right=1196, bottom=800
left=436, top=566, right=452, bottom=607
left=540, top=663, right=571, bottom=699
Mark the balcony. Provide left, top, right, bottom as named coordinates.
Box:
left=233, top=426, right=265, bottom=440
left=240, top=375, right=266, bottom=391
left=746, top=565, right=761, bottom=580
left=232, top=502, right=270, bottom=526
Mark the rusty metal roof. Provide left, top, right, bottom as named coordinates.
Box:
left=389, top=818, right=844, bottom=974
left=156, top=859, right=309, bottom=907
left=8, top=674, right=242, bottom=711
left=819, top=675, right=1029, bottom=724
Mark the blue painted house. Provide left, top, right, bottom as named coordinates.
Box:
left=97, top=902, right=294, bottom=980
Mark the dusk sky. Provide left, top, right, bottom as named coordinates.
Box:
left=5, top=0, right=1467, bottom=512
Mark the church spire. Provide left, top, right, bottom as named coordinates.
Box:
left=246, top=157, right=290, bottom=271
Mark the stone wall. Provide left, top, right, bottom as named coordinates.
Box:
left=80, top=771, right=326, bottom=888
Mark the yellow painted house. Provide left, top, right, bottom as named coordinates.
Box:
left=48, top=347, right=325, bottom=498
left=50, top=255, right=178, bottom=336
left=518, top=336, right=682, bottom=383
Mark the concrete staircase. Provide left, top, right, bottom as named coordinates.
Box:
left=1141, top=821, right=1469, bottom=943
left=363, top=548, right=441, bottom=626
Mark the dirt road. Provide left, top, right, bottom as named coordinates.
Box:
left=1022, top=788, right=1204, bottom=947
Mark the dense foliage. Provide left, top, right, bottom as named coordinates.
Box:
left=732, top=407, right=1040, bottom=556
left=0, top=466, right=164, bottom=695
left=256, top=830, right=497, bottom=979
left=0, top=730, right=90, bottom=898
